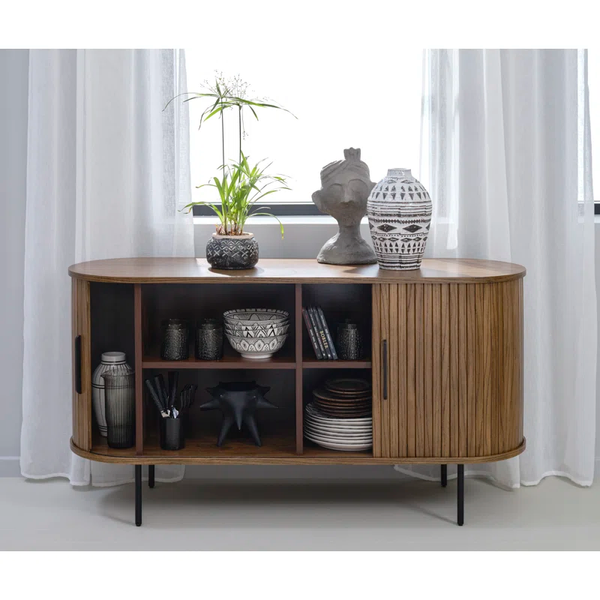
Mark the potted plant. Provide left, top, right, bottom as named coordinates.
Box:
left=168, top=74, right=295, bottom=270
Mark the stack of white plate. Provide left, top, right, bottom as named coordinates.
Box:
left=223, top=308, right=289, bottom=359
left=304, top=403, right=373, bottom=451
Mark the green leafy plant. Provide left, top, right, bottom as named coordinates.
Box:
left=186, top=154, right=289, bottom=237
left=166, top=73, right=295, bottom=237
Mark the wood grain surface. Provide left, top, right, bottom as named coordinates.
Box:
left=134, top=285, right=143, bottom=455
left=71, top=258, right=525, bottom=466
left=372, top=279, right=524, bottom=460
left=295, top=284, right=303, bottom=454
left=72, top=278, right=92, bottom=451
left=71, top=437, right=526, bottom=466
left=372, top=284, right=382, bottom=457
left=69, top=257, right=526, bottom=284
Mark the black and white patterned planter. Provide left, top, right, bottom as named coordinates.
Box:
left=367, top=168, right=432, bottom=271
left=206, top=233, right=259, bottom=270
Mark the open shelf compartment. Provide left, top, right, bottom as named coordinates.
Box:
left=300, top=283, right=372, bottom=364
left=141, top=282, right=296, bottom=367
left=300, top=366, right=373, bottom=458
left=87, top=280, right=374, bottom=461
left=141, top=367, right=296, bottom=455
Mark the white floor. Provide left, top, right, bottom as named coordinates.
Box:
left=0, top=475, right=597, bottom=550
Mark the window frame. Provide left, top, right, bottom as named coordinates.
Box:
left=192, top=202, right=324, bottom=217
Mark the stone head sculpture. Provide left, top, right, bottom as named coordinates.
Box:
left=312, top=148, right=377, bottom=265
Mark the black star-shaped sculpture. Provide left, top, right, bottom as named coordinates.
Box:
left=200, top=381, right=277, bottom=447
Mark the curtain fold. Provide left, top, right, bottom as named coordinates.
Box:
left=20, top=50, right=194, bottom=486
left=397, top=49, right=596, bottom=488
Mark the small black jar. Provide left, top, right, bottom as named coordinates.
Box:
left=337, top=320, right=362, bottom=360
left=195, top=318, right=224, bottom=360
left=160, top=319, right=190, bottom=361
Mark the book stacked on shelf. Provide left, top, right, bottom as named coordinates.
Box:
left=302, top=306, right=339, bottom=360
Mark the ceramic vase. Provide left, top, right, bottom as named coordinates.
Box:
left=367, top=168, right=432, bottom=270
left=102, top=371, right=135, bottom=449
left=92, top=352, right=134, bottom=437
left=206, top=232, right=259, bottom=270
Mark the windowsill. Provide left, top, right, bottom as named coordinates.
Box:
left=194, top=215, right=353, bottom=226
left=193, top=215, right=369, bottom=258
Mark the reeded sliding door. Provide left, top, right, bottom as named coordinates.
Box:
left=372, top=280, right=523, bottom=461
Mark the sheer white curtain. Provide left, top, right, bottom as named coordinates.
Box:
left=20, top=50, right=194, bottom=486
left=397, top=50, right=596, bottom=488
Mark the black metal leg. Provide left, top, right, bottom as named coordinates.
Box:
left=135, top=465, right=142, bottom=527
left=441, top=464, right=447, bottom=487
left=149, top=465, right=155, bottom=489
left=457, top=464, right=464, bottom=526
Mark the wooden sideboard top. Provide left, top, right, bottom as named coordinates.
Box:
left=68, top=257, right=526, bottom=284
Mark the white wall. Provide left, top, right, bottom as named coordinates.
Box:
left=193, top=216, right=371, bottom=259
left=0, top=50, right=28, bottom=476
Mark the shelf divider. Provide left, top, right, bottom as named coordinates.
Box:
left=295, top=283, right=303, bottom=454
left=134, top=284, right=144, bottom=455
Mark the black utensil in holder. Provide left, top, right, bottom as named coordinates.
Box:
left=160, top=418, right=185, bottom=451
left=160, top=319, right=190, bottom=361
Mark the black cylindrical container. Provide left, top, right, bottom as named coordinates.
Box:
left=160, top=319, right=190, bottom=361
left=195, top=318, right=224, bottom=360
left=102, top=371, right=135, bottom=449
left=160, top=418, right=185, bottom=451
left=337, top=321, right=362, bottom=360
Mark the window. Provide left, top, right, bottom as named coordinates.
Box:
left=184, top=48, right=423, bottom=216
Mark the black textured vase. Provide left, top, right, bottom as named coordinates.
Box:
left=195, top=319, right=224, bottom=360
left=337, top=321, right=362, bottom=360
left=160, top=319, right=190, bottom=361
left=206, top=233, right=259, bottom=270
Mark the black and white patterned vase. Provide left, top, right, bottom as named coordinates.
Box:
left=367, top=168, right=432, bottom=271
left=206, top=232, right=259, bottom=270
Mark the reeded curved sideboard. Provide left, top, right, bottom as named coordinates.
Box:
left=69, top=258, right=526, bottom=526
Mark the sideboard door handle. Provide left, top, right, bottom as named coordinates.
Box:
left=75, top=335, right=82, bottom=394
left=382, top=339, right=388, bottom=400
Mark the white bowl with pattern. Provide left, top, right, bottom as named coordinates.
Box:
left=223, top=308, right=289, bottom=327
left=226, top=332, right=288, bottom=359
left=224, top=323, right=290, bottom=338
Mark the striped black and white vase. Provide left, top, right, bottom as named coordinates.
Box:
left=102, top=371, right=135, bottom=449
left=367, top=168, right=432, bottom=270
left=92, top=352, right=133, bottom=437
